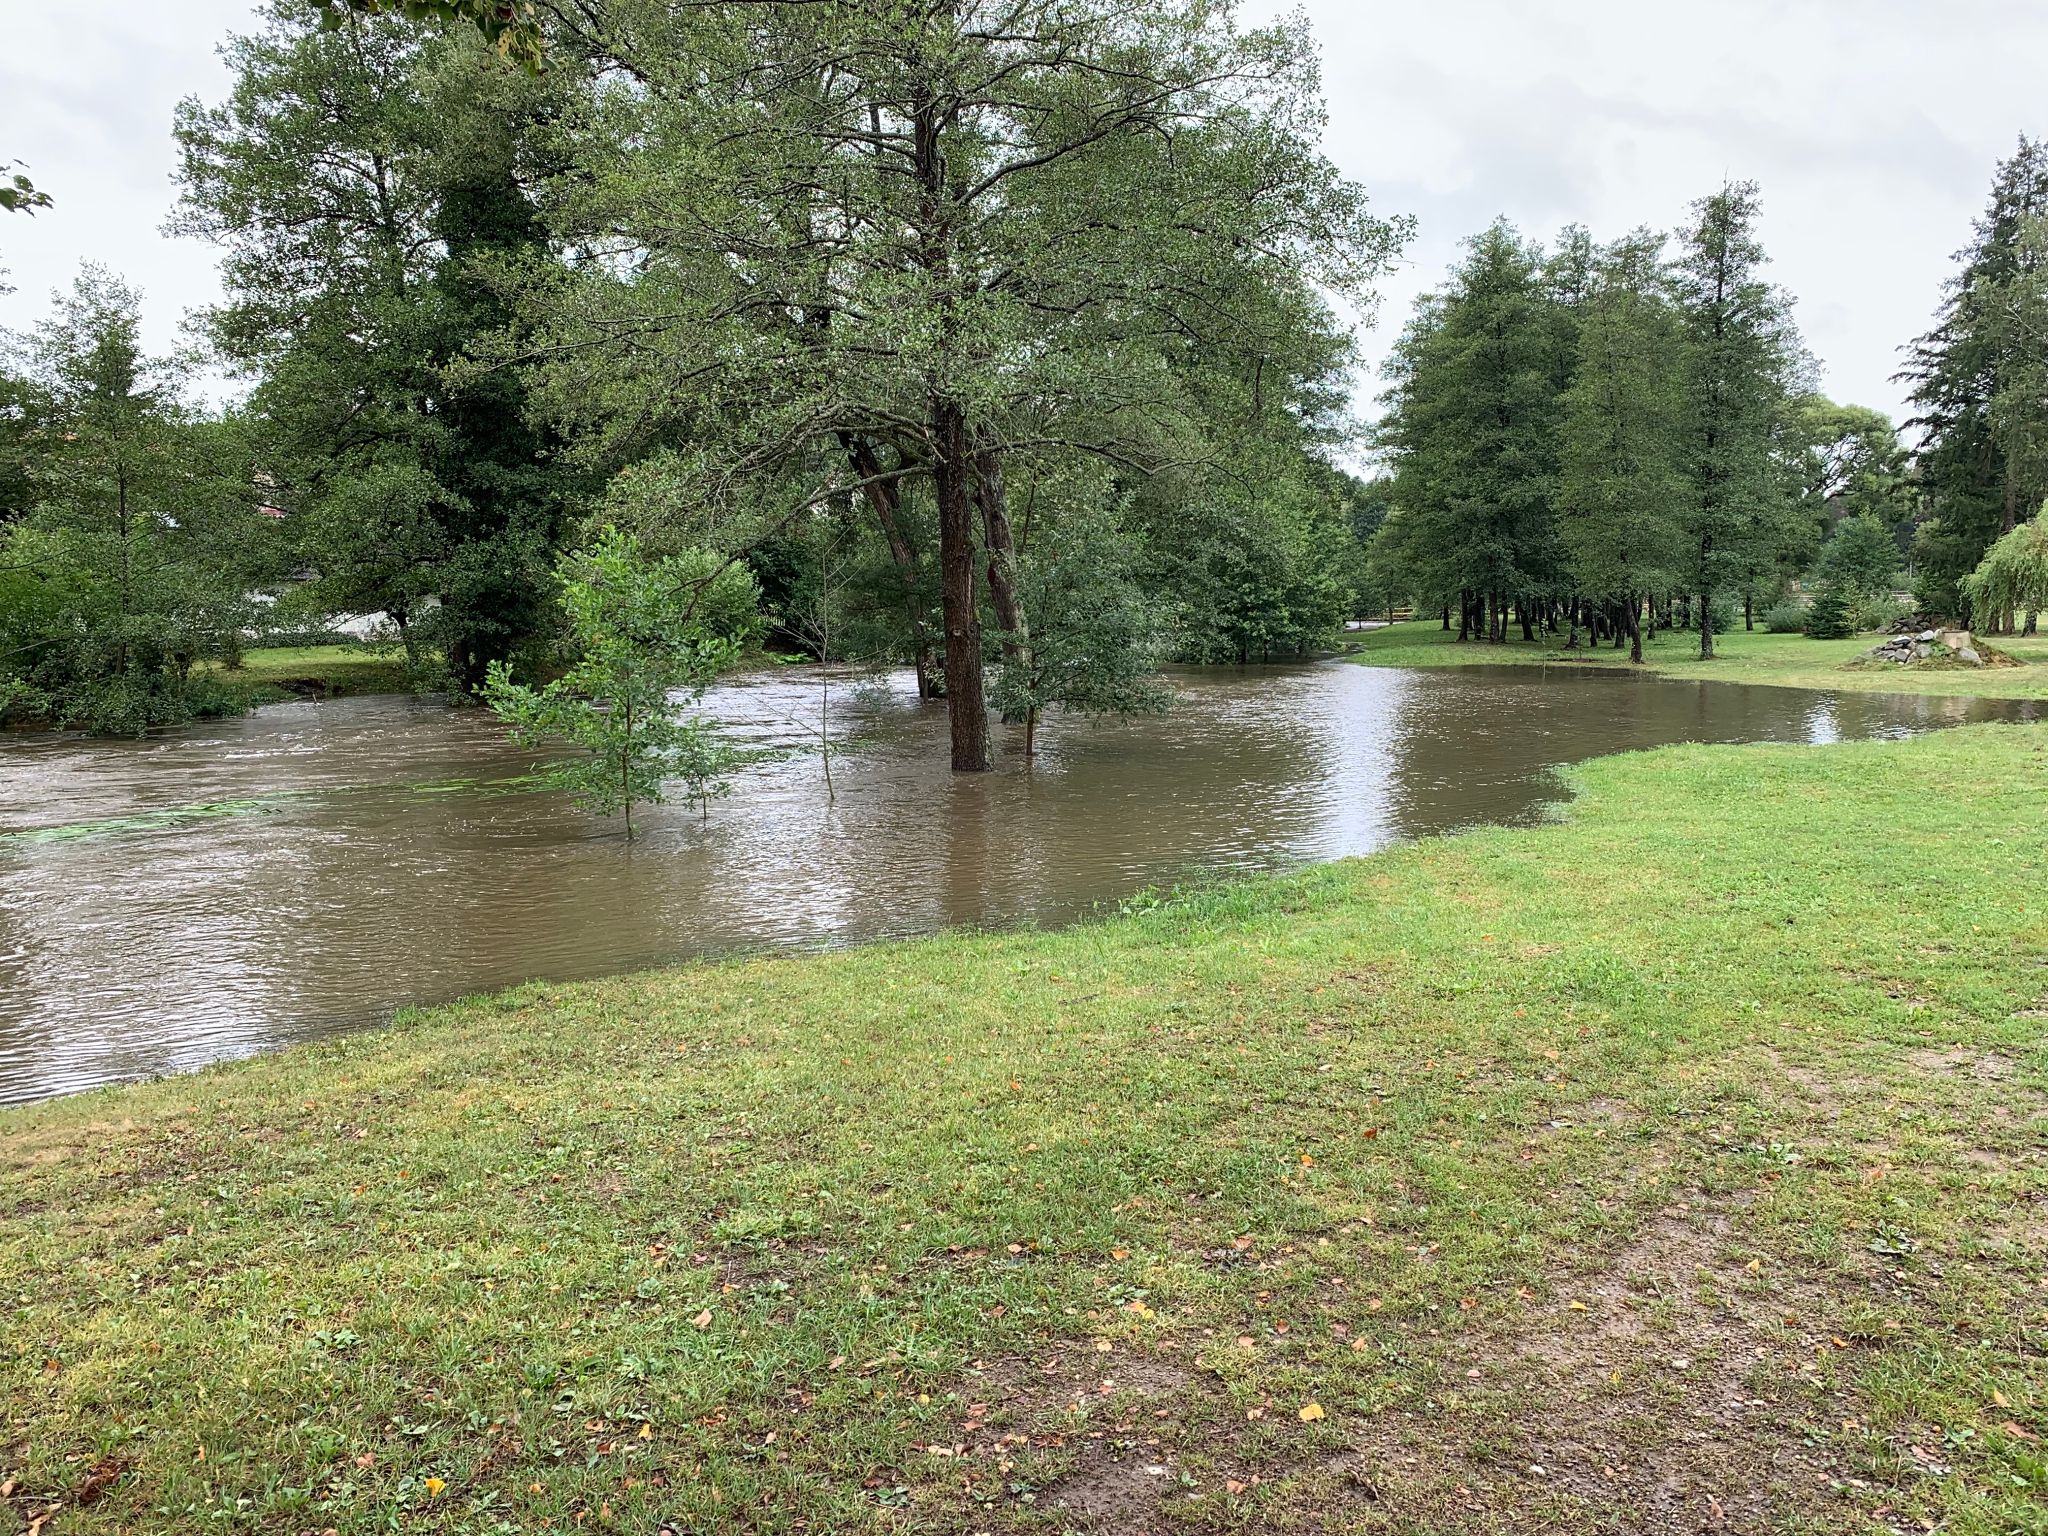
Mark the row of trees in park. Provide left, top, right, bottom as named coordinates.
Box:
left=2, top=0, right=1406, bottom=771
left=1359, top=141, right=2048, bottom=661
left=1364, top=187, right=1917, bottom=661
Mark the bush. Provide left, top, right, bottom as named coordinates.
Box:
left=1762, top=600, right=1808, bottom=634
left=1852, top=594, right=1911, bottom=632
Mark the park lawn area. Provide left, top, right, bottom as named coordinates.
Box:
left=210, top=644, right=413, bottom=702
left=1348, top=618, right=2048, bottom=701
left=4, top=726, right=2047, bottom=1535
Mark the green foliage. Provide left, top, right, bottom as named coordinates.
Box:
left=0, top=267, right=281, bottom=733
left=1784, top=395, right=1909, bottom=564
left=1960, top=514, right=2048, bottom=623
left=482, top=529, right=755, bottom=834
left=1802, top=582, right=1855, bottom=639
left=0, top=161, right=51, bottom=215
left=174, top=0, right=580, bottom=695
left=1557, top=230, right=1686, bottom=610
left=1813, top=512, right=1902, bottom=605
left=991, top=485, right=1168, bottom=747
left=308, top=0, right=543, bottom=71
left=1673, top=181, right=1803, bottom=655
left=1900, top=139, right=2048, bottom=620
left=1761, top=599, right=1809, bottom=633
left=1851, top=593, right=1912, bottom=632
left=1378, top=220, right=1566, bottom=616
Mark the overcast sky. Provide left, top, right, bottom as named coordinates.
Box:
left=3, top=0, right=2042, bottom=434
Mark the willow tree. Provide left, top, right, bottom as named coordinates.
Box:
left=504, top=0, right=1401, bottom=771
left=1962, top=514, right=2048, bottom=631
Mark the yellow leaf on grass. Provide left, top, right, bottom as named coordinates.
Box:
left=1298, top=1402, right=1326, bottom=1423
left=425, top=1478, right=446, bottom=1497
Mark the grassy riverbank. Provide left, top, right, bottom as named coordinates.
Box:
left=1348, top=619, right=2048, bottom=700
left=215, top=644, right=413, bottom=702
left=5, top=726, right=2047, bottom=1535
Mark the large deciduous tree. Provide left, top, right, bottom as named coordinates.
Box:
left=174, top=0, right=579, bottom=692
left=508, top=0, right=1403, bottom=770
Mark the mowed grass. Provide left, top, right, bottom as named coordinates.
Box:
left=4, top=726, right=2048, bottom=1534
left=1349, top=618, right=2048, bottom=700
left=212, top=644, right=413, bottom=701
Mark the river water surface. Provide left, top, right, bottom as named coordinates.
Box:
left=1, top=662, right=2035, bottom=1105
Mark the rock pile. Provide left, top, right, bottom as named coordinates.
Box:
left=1857, top=628, right=1995, bottom=667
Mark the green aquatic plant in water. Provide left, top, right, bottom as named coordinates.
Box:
left=0, top=795, right=308, bottom=846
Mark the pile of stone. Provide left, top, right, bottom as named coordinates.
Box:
left=1858, top=628, right=1992, bottom=666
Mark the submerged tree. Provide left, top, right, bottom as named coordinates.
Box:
left=483, top=528, right=756, bottom=837
left=990, top=477, right=1168, bottom=756
left=509, top=0, right=1403, bottom=771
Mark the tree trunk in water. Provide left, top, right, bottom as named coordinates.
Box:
left=839, top=431, right=939, bottom=699
left=973, top=443, right=1031, bottom=721
left=932, top=399, right=990, bottom=772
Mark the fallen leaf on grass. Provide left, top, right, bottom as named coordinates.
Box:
left=692, top=1309, right=713, bottom=1329
left=2001, top=1421, right=2039, bottom=1443
left=1298, top=1403, right=1326, bottom=1422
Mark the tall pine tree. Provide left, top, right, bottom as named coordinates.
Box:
left=1672, top=182, right=1799, bottom=659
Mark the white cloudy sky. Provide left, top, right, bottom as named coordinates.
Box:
left=2, top=0, right=2042, bottom=429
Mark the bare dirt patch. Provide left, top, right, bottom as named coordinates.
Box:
left=1903, top=1046, right=2022, bottom=1083
left=950, top=1347, right=1211, bottom=1532
left=1333, top=1205, right=1880, bottom=1534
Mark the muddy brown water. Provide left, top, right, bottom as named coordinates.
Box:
left=0, top=662, right=2036, bottom=1106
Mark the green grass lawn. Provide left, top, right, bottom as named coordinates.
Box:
left=5, top=726, right=2047, bottom=1534
left=210, top=644, right=413, bottom=702
left=1348, top=618, right=2048, bottom=700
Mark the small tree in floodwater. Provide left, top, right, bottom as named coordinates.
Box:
left=991, top=494, right=1168, bottom=757
left=484, top=528, right=756, bottom=837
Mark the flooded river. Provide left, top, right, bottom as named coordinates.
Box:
left=0, top=662, right=2036, bottom=1104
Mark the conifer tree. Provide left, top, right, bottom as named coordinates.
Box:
left=1672, top=182, right=1800, bottom=659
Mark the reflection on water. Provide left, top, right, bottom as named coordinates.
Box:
left=0, top=662, right=2035, bottom=1104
